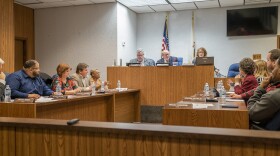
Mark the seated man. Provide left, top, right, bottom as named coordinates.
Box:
left=6, top=60, right=53, bottom=99
left=157, top=50, right=177, bottom=66
left=0, top=58, right=5, bottom=101
left=71, top=63, right=92, bottom=92
left=248, top=58, right=280, bottom=125
left=129, top=49, right=155, bottom=66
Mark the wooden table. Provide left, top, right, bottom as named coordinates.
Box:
left=0, top=89, right=140, bottom=123
left=107, top=66, right=214, bottom=106
left=162, top=100, right=249, bottom=129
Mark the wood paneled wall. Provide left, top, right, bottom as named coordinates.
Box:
left=14, top=3, right=35, bottom=60
left=0, top=0, right=14, bottom=72
left=108, top=66, right=214, bottom=106
left=1, top=117, right=280, bottom=156
left=0, top=2, right=34, bottom=72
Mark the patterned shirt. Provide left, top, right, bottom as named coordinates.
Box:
left=51, top=77, right=78, bottom=94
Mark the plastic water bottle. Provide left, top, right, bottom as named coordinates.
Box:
left=220, top=86, right=226, bottom=98
left=56, top=83, right=62, bottom=95
left=204, top=83, right=209, bottom=97
left=4, top=85, right=11, bottom=102
left=101, top=81, right=105, bottom=92
left=91, top=83, right=96, bottom=95
left=117, top=80, right=121, bottom=89
left=216, top=80, right=222, bottom=93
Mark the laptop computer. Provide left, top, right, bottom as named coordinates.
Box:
left=196, top=57, right=214, bottom=65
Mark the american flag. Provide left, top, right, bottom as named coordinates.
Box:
left=161, top=16, right=169, bottom=51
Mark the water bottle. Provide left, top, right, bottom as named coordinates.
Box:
left=220, top=86, right=226, bottom=98
left=216, top=80, right=222, bottom=93
left=117, top=80, right=121, bottom=89
left=100, top=81, right=105, bottom=92
left=91, top=83, right=96, bottom=95
left=56, top=83, right=62, bottom=95
left=4, top=85, right=11, bottom=102
left=204, top=83, right=209, bottom=97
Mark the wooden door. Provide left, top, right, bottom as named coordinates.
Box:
left=15, top=39, right=26, bottom=71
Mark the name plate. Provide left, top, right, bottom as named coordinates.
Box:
left=50, top=95, right=68, bottom=99
left=14, top=98, right=35, bottom=103
left=76, top=92, right=92, bottom=96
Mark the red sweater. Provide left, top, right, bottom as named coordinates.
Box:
left=234, top=74, right=258, bottom=97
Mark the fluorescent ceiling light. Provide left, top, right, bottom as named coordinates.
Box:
left=117, top=0, right=167, bottom=7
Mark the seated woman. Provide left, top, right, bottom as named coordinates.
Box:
left=52, top=64, right=80, bottom=95
left=254, top=60, right=269, bottom=84
left=230, top=59, right=269, bottom=100
left=89, top=69, right=108, bottom=91
left=192, top=47, right=207, bottom=65
left=228, top=58, right=258, bottom=101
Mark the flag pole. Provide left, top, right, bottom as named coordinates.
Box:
left=192, top=11, right=196, bottom=59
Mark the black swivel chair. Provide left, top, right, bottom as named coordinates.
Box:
left=39, top=72, right=53, bottom=88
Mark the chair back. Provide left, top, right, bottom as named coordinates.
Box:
left=265, top=111, right=280, bottom=130
left=177, top=57, right=183, bottom=66
left=227, top=63, right=239, bottom=77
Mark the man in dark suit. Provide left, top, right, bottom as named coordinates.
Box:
left=157, top=50, right=177, bottom=66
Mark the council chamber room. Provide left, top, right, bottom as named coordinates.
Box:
left=1, top=0, right=280, bottom=155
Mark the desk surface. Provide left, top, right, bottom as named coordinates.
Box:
left=163, top=99, right=249, bottom=129
left=0, top=89, right=140, bottom=123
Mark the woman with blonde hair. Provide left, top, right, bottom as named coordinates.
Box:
left=254, top=60, right=269, bottom=84
left=52, top=64, right=81, bottom=95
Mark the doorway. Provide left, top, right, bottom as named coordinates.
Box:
left=15, top=39, right=27, bottom=71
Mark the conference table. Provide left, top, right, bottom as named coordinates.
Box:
left=162, top=99, right=249, bottom=129
left=0, top=89, right=140, bottom=123
left=107, top=66, right=214, bottom=106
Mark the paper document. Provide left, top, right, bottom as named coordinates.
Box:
left=226, top=98, right=244, bottom=102
left=192, top=103, right=214, bottom=109
left=35, top=97, right=56, bottom=103
left=116, top=88, right=128, bottom=92
left=226, top=91, right=235, bottom=94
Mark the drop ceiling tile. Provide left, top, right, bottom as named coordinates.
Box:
left=15, top=0, right=40, bottom=4
left=45, top=1, right=73, bottom=7
left=69, top=0, right=93, bottom=5
left=172, top=2, right=197, bottom=10
left=25, top=2, right=53, bottom=8
left=117, top=0, right=167, bottom=7
left=89, top=0, right=115, bottom=3
left=169, top=0, right=194, bottom=3
left=245, top=0, right=269, bottom=4
left=195, top=0, right=219, bottom=9
left=129, top=6, right=155, bottom=13
left=219, top=0, right=243, bottom=7
left=150, top=4, right=175, bottom=12
left=39, top=0, right=63, bottom=2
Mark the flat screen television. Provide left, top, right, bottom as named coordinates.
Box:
left=227, top=6, right=278, bottom=36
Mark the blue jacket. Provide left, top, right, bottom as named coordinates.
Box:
left=157, top=56, right=178, bottom=66
left=6, top=70, right=53, bottom=99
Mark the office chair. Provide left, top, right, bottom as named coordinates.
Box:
left=227, top=63, right=239, bottom=77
